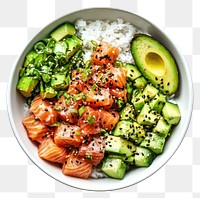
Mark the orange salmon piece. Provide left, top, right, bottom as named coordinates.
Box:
left=30, top=95, right=58, bottom=126
left=78, top=106, right=100, bottom=136
left=54, top=124, right=82, bottom=148
left=83, top=86, right=113, bottom=109
left=91, top=41, right=120, bottom=67
left=62, top=154, right=92, bottom=179
left=78, top=136, right=105, bottom=166
left=22, top=114, right=51, bottom=143
left=38, top=137, right=67, bottom=164
left=98, top=109, right=120, bottom=131
left=55, top=95, right=82, bottom=124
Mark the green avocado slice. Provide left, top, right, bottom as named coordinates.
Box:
left=131, top=34, right=179, bottom=95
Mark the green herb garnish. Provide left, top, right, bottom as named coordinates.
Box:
left=86, top=116, right=95, bottom=125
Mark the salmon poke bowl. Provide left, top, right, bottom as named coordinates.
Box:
left=7, top=8, right=193, bottom=191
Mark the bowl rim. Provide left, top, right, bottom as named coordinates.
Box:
left=7, top=7, right=193, bottom=191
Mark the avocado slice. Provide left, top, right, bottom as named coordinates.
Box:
left=131, top=89, right=145, bottom=114
left=133, top=76, right=147, bottom=89
left=50, top=73, right=69, bottom=90
left=107, top=154, right=134, bottom=163
left=153, top=117, right=171, bottom=138
left=113, top=120, right=134, bottom=139
left=134, top=147, right=155, bottom=167
left=129, top=122, right=146, bottom=145
left=50, top=23, right=75, bottom=42
left=102, top=157, right=127, bottom=179
left=105, top=135, right=136, bottom=157
left=123, top=63, right=142, bottom=81
left=40, top=86, right=57, bottom=99
left=17, top=76, right=38, bottom=97
left=149, top=92, right=166, bottom=113
left=162, top=101, right=181, bottom=125
left=137, top=103, right=159, bottom=126
left=131, top=34, right=179, bottom=95
left=24, top=50, right=38, bottom=67
left=126, top=81, right=134, bottom=102
left=142, top=84, right=159, bottom=102
left=53, top=41, right=68, bottom=55
left=120, top=103, right=135, bottom=121
left=65, top=35, right=82, bottom=61
left=140, top=132, right=166, bottom=154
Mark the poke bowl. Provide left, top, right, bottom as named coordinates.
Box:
left=7, top=8, right=193, bottom=191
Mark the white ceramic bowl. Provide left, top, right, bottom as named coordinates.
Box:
left=7, top=8, right=193, bottom=191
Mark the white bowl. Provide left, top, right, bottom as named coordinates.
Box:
left=7, top=8, right=193, bottom=191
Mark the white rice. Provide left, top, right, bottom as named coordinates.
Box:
left=75, top=18, right=139, bottom=64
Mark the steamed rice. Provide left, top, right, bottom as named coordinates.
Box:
left=75, top=19, right=139, bottom=64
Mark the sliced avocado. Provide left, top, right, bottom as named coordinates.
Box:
left=129, top=122, right=146, bottom=145
left=137, top=103, right=159, bottom=126
left=107, top=154, right=134, bottom=163
left=134, top=147, right=155, bottom=167
left=133, top=76, right=147, bottom=89
left=120, top=103, right=135, bottom=121
left=131, top=89, right=145, bottom=114
left=123, top=63, right=142, bottom=81
left=24, top=50, right=38, bottom=67
left=50, top=73, right=68, bottom=90
left=131, top=34, right=179, bottom=95
left=149, top=92, right=166, bottom=113
left=153, top=117, right=171, bottom=138
left=53, top=41, right=68, bottom=55
left=142, top=84, right=159, bottom=102
left=105, top=135, right=136, bottom=157
left=17, top=76, right=38, bottom=97
left=65, top=35, right=82, bottom=61
left=102, top=157, right=127, bottom=179
left=126, top=81, right=134, bottom=102
left=162, top=101, right=181, bottom=125
left=40, top=86, right=57, bottom=99
left=140, top=132, right=165, bottom=154
left=113, top=120, right=134, bottom=139
left=50, top=23, right=76, bottom=42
